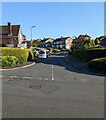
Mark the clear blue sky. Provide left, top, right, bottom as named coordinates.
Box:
left=2, top=2, right=104, bottom=40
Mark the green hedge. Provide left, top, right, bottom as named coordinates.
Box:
left=52, top=49, right=60, bottom=53
left=72, top=48, right=106, bottom=62
left=60, top=48, right=70, bottom=52
left=0, top=47, right=34, bottom=62
left=1, top=56, right=19, bottom=67
left=88, top=57, right=106, bottom=71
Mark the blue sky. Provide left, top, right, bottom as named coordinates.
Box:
left=2, top=2, right=104, bottom=40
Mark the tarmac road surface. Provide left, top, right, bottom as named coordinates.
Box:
left=2, top=52, right=104, bottom=118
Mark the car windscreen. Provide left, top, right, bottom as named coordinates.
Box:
left=39, top=51, right=45, bottom=54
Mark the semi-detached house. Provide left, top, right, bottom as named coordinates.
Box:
left=0, top=22, right=26, bottom=47
left=52, top=36, right=73, bottom=49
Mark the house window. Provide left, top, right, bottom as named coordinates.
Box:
left=60, top=45, right=62, bottom=48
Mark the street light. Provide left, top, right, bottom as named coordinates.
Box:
left=31, top=26, right=36, bottom=41
left=31, top=26, right=36, bottom=47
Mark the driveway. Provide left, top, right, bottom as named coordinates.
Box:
left=2, top=52, right=104, bottom=118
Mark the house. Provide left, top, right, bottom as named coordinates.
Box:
left=100, top=36, right=106, bottom=47
left=40, top=38, right=54, bottom=48
left=72, top=34, right=91, bottom=49
left=0, top=22, right=25, bottom=47
left=21, top=40, right=32, bottom=48
left=52, top=36, right=73, bottom=49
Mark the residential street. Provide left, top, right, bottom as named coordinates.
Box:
left=2, top=52, right=104, bottom=118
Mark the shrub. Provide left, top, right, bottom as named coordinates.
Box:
left=60, top=48, right=66, bottom=51
left=72, top=48, right=106, bottom=62
left=52, top=49, right=60, bottom=53
left=26, top=48, right=34, bottom=61
left=0, top=44, right=8, bottom=47
left=88, top=57, right=106, bottom=71
left=1, top=56, right=19, bottom=67
left=1, top=47, right=34, bottom=62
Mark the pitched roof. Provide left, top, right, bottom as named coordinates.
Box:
left=41, top=38, right=52, bottom=42
left=0, top=25, right=20, bottom=36
left=53, top=37, right=70, bottom=42
left=100, top=35, right=106, bottom=41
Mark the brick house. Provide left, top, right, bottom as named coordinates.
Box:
left=0, top=22, right=25, bottom=47
left=72, top=34, right=91, bottom=49
left=52, top=36, right=73, bottom=49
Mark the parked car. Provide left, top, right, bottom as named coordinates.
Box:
left=35, top=48, right=40, bottom=53
left=45, top=50, right=50, bottom=57
left=38, top=50, right=47, bottom=59
left=31, top=47, right=39, bottom=57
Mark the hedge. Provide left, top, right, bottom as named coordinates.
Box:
left=52, top=49, right=60, bottom=53
left=60, top=48, right=70, bottom=52
left=88, top=57, right=106, bottom=71
left=72, top=48, right=106, bottom=62
left=0, top=47, right=34, bottom=62
left=1, top=56, right=19, bottom=67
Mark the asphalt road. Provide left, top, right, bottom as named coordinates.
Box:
left=2, top=52, right=104, bottom=118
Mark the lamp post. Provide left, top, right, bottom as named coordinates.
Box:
left=31, top=26, right=36, bottom=47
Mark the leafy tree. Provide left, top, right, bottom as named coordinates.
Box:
left=72, top=35, right=77, bottom=39
left=83, top=38, right=95, bottom=49
left=32, top=40, right=41, bottom=47
left=94, top=38, right=100, bottom=45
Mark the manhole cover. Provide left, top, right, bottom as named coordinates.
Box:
left=30, top=84, right=41, bottom=89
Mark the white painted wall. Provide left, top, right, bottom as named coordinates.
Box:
left=18, top=27, right=23, bottom=45
left=21, top=42, right=27, bottom=48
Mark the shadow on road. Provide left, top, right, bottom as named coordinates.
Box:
left=35, top=52, right=105, bottom=77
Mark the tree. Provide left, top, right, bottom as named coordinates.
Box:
left=94, top=38, right=100, bottom=46
left=72, top=35, right=77, bottom=39
left=32, top=39, right=41, bottom=47
left=83, top=38, right=95, bottom=49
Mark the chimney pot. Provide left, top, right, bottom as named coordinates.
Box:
left=8, top=22, right=12, bottom=36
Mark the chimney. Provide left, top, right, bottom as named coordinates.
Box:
left=8, top=22, right=12, bottom=36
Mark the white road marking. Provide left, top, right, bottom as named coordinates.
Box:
left=52, top=76, right=54, bottom=81
left=45, top=78, right=48, bottom=80
left=9, top=76, right=19, bottom=78
left=23, top=76, right=32, bottom=79
left=51, top=65, right=55, bottom=81
left=52, top=65, right=54, bottom=69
